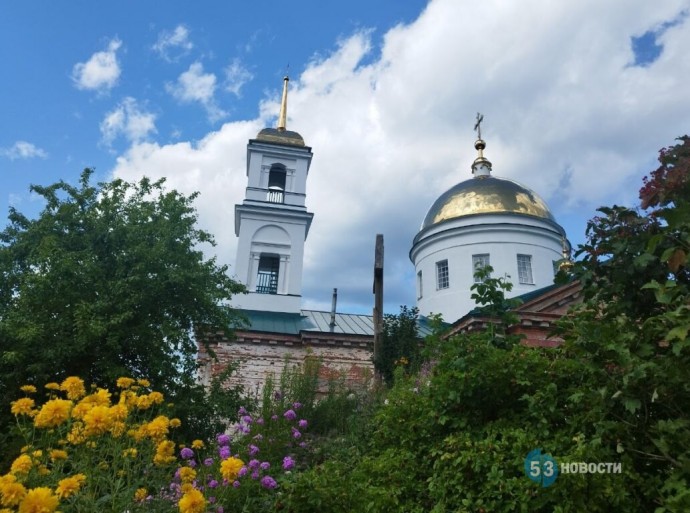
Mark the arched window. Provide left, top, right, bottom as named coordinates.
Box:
left=267, top=164, right=286, bottom=203
left=256, top=254, right=280, bottom=294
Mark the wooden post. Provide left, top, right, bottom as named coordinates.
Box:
left=373, top=234, right=384, bottom=382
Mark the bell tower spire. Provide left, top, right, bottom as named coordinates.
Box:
left=277, top=76, right=289, bottom=132
left=472, top=112, right=492, bottom=178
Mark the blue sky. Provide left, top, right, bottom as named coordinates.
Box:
left=1, top=0, right=689, bottom=316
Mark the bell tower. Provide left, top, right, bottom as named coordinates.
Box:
left=234, top=76, right=314, bottom=313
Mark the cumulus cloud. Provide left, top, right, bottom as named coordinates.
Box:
left=112, top=0, right=690, bottom=314
left=224, top=58, right=254, bottom=96
left=153, top=25, right=193, bottom=62
left=72, top=38, right=122, bottom=92
left=166, top=62, right=227, bottom=122
left=100, top=97, right=157, bottom=145
left=1, top=141, right=48, bottom=160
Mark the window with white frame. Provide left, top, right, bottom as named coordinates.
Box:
left=436, top=260, right=449, bottom=290
left=517, top=254, right=534, bottom=284
left=417, top=270, right=423, bottom=299
left=472, top=254, right=490, bottom=282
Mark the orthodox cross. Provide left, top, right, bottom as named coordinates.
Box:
left=474, top=112, right=484, bottom=139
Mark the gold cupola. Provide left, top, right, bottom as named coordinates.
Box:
left=256, top=76, right=305, bottom=147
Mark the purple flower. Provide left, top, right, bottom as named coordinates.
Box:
left=208, top=480, right=219, bottom=488
left=261, top=476, right=278, bottom=489
left=238, top=406, right=248, bottom=415
left=188, top=459, right=197, bottom=468
left=232, top=480, right=240, bottom=488
left=238, top=466, right=248, bottom=477
left=283, top=409, right=297, bottom=421
left=260, top=461, right=271, bottom=470
left=282, top=456, right=295, bottom=470
left=217, top=434, right=231, bottom=446
left=251, top=471, right=260, bottom=480
left=180, top=447, right=194, bottom=459
left=298, top=419, right=308, bottom=429
left=204, top=458, right=214, bottom=467
left=253, top=434, right=264, bottom=441
left=299, top=442, right=307, bottom=449
left=271, top=414, right=278, bottom=421
left=217, top=507, right=224, bottom=513
left=242, top=415, right=252, bottom=424
left=256, top=417, right=264, bottom=425
left=291, top=428, right=301, bottom=439
left=248, top=459, right=260, bottom=470
left=293, top=402, right=302, bottom=409
left=219, top=446, right=231, bottom=459
left=249, top=444, right=259, bottom=456
left=209, top=496, right=216, bottom=504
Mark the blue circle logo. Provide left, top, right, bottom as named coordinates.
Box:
left=524, top=449, right=559, bottom=487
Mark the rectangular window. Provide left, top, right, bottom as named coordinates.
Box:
left=436, top=260, right=449, bottom=290
left=517, top=254, right=534, bottom=284
left=417, top=271, right=423, bottom=299
left=256, top=254, right=280, bottom=294
left=472, top=254, right=490, bottom=283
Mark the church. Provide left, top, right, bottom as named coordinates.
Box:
left=198, top=79, right=580, bottom=393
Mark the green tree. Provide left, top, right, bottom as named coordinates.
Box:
left=373, top=305, right=421, bottom=385
left=0, top=169, right=246, bottom=450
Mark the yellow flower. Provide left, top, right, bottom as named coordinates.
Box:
left=110, top=421, right=126, bottom=437
left=178, top=488, right=206, bottom=513
left=37, top=465, right=50, bottom=476
left=178, top=467, right=196, bottom=483
left=17, top=487, right=59, bottom=513
left=60, top=377, right=86, bottom=400
left=0, top=479, right=26, bottom=507
left=134, top=488, right=148, bottom=502
left=191, top=439, right=204, bottom=449
left=170, top=418, right=182, bottom=428
left=148, top=391, right=164, bottom=404
left=49, top=450, right=68, bottom=462
left=122, top=448, right=138, bottom=458
left=83, top=405, right=112, bottom=436
left=44, top=383, right=60, bottom=391
left=11, top=398, right=36, bottom=417
left=153, top=440, right=176, bottom=466
left=56, top=474, right=86, bottom=499
left=136, top=395, right=153, bottom=410
left=136, top=378, right=151, bottom=387
left=145, top=416, right=170, bottom=439
left=20, top=385, right=37, bottom=394
left=109, top=404, right=128, bottom=422
left=116, top=377, right=135, bottom=389
left=87, top=388, right=112, bottom=407
left=220, top=457, right=244, bottom=481
left=66, top=423, right=87, bottom=445
left=10, top=455, right=32, bottom=475
left=34, top=399, right=72, bottom=429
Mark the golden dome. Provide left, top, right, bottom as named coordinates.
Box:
left=255, top=127, right=305, bottom=147
left=421, top=176, right=555, bottom=229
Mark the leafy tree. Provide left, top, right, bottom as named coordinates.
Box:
left=0, top=169, right=246, bottom=450
left=373, top=305, right=421, bottom=385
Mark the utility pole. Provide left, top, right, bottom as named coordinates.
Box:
left=373, top=234, right=384, bottom=383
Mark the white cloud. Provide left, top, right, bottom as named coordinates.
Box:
left=166, top=62, right=227, bottom=122
left=153, top=25, right=193, bottom=62
left=1, top=141, right=48, bottom=160
left=100, top=97, right=157, bottom=145
left=112, top=0, right=690, bottom=314
left=224, top=58, right=254, bottom=96
left=72, top=38, right=122, bottom=92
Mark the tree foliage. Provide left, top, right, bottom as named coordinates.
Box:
left=373, top=305, right=421, bottom=385
left=0, top=169, right=246, bottom=449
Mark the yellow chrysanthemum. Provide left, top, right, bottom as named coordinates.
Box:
left=17, top=487, right=59, bottom=513
left=56, top=474, right=86, bottom=499
left=134, top=488, right=148, bottom=502
left=220, top=457, right=244, bottom=481
left=87, top=388, right=112, bottom=407
left=110, top=421, right=126, bottom=437
left=20, top=385, right=37, bottom=394
left=148, top=391, right=164, bottom=404
left=49, top=450, right=68, bottom=462
left=170, top=418, right=181, bottom=428
left=0, top=480, right=26, bottom=507
left=136, top=378, right=151, bottom=387
left=116, top=377, right=135, bottom=389
left=191, top=439, right=204, bottom=449
left=36, top=465, right=50, bottom=476
left=44, top=383, right=60, bottom=391
left=109, top=404, right=128, bottom=422
left=11, top=398, right=36, bottom=417
left=153, top=440, right=176, bottom=466
left=83, top=405, right=112, bottom=436
left=178, top=488, right=206, bottom=513
left=178, top=467, right=196, bottom=483
left=10, top=455, right=32, bottom=475
left=34, top=399, right=71, bottom=429
left=31, top=450, right=42, bottom=458
left=145, top=416, right=170, bottom=439
left=122, top=448, right=138, bottom=458
left=136, top=395, right=153, bottom=410
left=66, top=423, right=87, bottom=445
left=60, top=377, right=86, bottom=400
